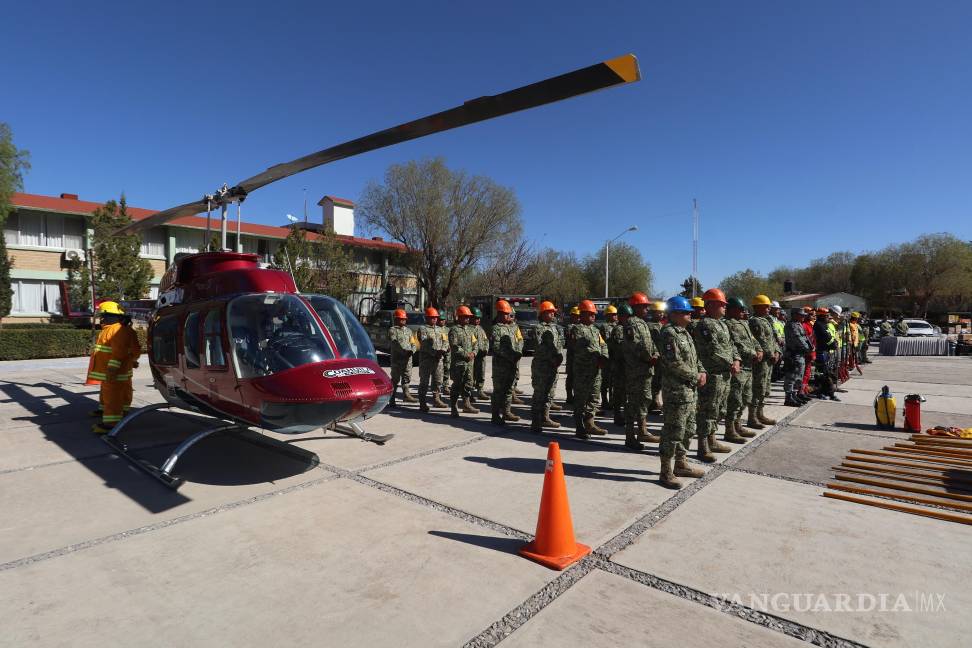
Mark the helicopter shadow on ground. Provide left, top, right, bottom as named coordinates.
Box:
left=0, top=380, right=319, bottom=512
left=463, top=455, right=658, bottom=482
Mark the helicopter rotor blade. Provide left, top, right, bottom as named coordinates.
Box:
left=116, top=54, right=640, bottom=236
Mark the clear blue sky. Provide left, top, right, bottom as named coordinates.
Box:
left=6, top=0, right=971, bottom=295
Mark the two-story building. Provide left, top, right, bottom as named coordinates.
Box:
left=3, top=192, right=421, bottom=323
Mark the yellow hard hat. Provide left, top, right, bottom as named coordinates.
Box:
left=690, top=297, right=705, bottom=308
left=570, top=306, right=580, bottom=315
left=751, top=294, right=772, bottom=306
left=97, top=301, right=125, bottom=315
left=605, top=305, right=618, bottom=314
left=652, top=301, right=666, bottom=311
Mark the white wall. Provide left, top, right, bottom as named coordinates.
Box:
left=324, top=202, right=355, bottom=236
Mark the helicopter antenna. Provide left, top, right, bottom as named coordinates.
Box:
left=283, top=246, right=299, bottom=293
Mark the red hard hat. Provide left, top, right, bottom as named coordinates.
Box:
left=702, top=288, right=727, bottom=304
left=393, top=309, right=407, bottom=319
left=495, top=299, right=512, bottom=314
left=456, top=305, right=472, bottom=317
left=424, top=306, right=439, bottom=318
left=578, top=299, right=597, bottom=314
left=628, top=292, right=649, bottom=306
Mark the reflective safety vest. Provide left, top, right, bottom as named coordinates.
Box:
left=87, top=322, right=140, bottom=383
left=771, top=317, right=785, bottom=342
left=828, top=322, right=840, bottom=348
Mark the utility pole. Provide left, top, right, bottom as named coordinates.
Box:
left=692, top=198, right=699, bottom=298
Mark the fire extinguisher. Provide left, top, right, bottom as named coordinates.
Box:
left=904, top=394, right=926, bottom=433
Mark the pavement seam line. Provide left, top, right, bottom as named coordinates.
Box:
left=727, top=465, right=827, bottom=487
left=0, top=473, right=342, bottom=573
left=785, top=423, right=916, bottom=441
left=597, top=561, right=871, bottom=648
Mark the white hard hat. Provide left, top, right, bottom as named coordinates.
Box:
left=830, top=305, right=843, bottom=315
left=771, top=301, right=780, bottom=308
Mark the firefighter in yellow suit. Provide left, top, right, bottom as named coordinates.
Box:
left=88, top=301, right=141, bottom=434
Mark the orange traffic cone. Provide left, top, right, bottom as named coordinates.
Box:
left=519, top=442, right=591, bottom=570
left=84, top=354, right=100, bottom=386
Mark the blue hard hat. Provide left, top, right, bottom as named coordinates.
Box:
left=666, top=296, right=692, bottom=313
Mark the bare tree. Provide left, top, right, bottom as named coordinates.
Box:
left=359, top=158, right=522, bottom=307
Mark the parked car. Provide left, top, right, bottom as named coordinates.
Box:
left=902, top=319, right=939, bottom=337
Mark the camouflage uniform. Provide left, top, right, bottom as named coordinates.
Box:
left=388, top=325, right=417, bottom=403
left=565, top=322, right=577, bottom=402
left=647, top=319, right=664, bottom=410
left=749, top=314, right=780, bottom=412
left=439, top=320, right=451, bottom=392
left=693, top=317, right=740, bottom=449
left=596, top=320, right=618, bottom=407
left=472, top=322, right=489, bottom=398
left=608, top=323, right=627, bottom=425
left=531, top=321, right=564, bottom=428
left=726, top=318, right=758, bottom=427
left=491, top=321, right=524, bottom=421
left=417, top=323, right=449, bottom=409
left=622, top=315, right=658, bottom=444
left=658, top=323, right=704, bottom=459
left=448, top=323, right=476, bottom=413
left=572, top=323, right=608, bottom=428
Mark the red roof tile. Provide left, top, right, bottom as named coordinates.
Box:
left=317, top=195, right=355, bottom=206
left=10, top=192, right=407, bottom=252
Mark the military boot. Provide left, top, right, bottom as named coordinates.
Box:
left=636, top=416, right=661, bottom=443
left=723, top=421, right=747, bottom=444
left=659, top=457, right=682, bottom=489
left=432, top=392, right=448, bottom=409
left=511, top=393, right=525, bottom=405
left=502, top=407, right=520, bottom=422
left=390, top=390, right=398, bottom=408
left=492, top=410, right=505, bottom=426
left=746, top=406, right=765, bottom=430
left=651, top=393, right=664, bottom=414
left=735, top=418, right=756, bottom=438
left=674, top=456, right=704, bottom=478
left=462, top=398, right=480, bottom=414
left=402, top=388, right=417, bottom=403
left=450, top=398, right=459, bottom=418
left=624, top=422, right=643, bottom=451
left=583, top=415, right=608, bottom=436
left=696, top=435, right=716, bottom=463
left=419, top=389, right=430, bottom=413
left=574, top=414, right=589, bottom=439
left=549, top=401, right=563, bottom=411
left=708, top=432, right=731, bottom=453
left=613, top=407, right=625, bottom=427
left=475, top=387, right=488, bottom=400
left=542, top=408, right=561, bottom=429
left=530, top=412, right=543, bottom=434
left=757, top=406, right=777, bottom=425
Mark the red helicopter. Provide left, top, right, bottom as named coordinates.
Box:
left=103, top=54, right=641, bottom=487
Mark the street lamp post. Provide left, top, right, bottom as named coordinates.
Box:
left=605, top=225, right=638, bottom=298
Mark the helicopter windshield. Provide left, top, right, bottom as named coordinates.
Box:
left=304, top=295, right=378, bottom=363
left=228, top=293, right=335, bottom=379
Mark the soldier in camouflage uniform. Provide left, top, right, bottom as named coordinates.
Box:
left=608, top=304, right=632, bottom=426
left=388, top=309, right=418, bottom=406
left=749, top=294, right=780, bottom=427
left=725, top=297, right=760, bottom=439
left=470, top=308, right=490, bottom=401
left=687, top=297, right=706, bottom=334
left=596, top=305, right=619, bottom=409
left=622, top=293, right=661, bottom=451
left=573, top=300, right=609, bottom=438
left=417, top=306, right=449, bottom=412
left=564, top=307, right=580, bottom=404
left=657, top=296, right=707, bottom=489
left=647, top=301, right=666, bottom=413
left=692, top=288, right=744, bottom=463
left=438, top=317, right=451, bottom=396
left=448, top=306, right=479, bottom=417
left=490, top=299, right=524, bottom=425
left=530, top=300, right=564, bottom=432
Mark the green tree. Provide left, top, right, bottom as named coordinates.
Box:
left=90, top=196, right=154, bottom=300
left=65, top=260, right=91, bottom=312
left=679, top=275, right=703, bottom=298
left=272, top=224, right=357, bottom=301
left=582, top=241, right=653, bottom=298
left=719, top=268, right=775, bottom=304
left=359, top=157, right=522, bottom=308
left=0, top=123, right=31, bottom=319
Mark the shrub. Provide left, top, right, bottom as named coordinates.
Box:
left=0, top=328, right=93, bottom=360
left=1, top=322, right=82, bottom=330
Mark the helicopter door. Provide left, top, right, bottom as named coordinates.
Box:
left=201, top=308, right=233, bottom=406
left=181, top=309, right=207, bottom=404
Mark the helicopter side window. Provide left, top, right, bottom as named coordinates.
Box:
left=204, top=309, right=226, bottom=368
left=152, top=315, right=179, bottom=365
left=184, top=311, right=201, bottom=369
left=305, top=295, right=377, bottom=362
left=228, top=294, right=335, bottom=379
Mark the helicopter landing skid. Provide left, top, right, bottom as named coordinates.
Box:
left=332, top=421, right=394, bottom=445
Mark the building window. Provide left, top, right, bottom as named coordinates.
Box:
left=140, top=228, right=166, bottom=257
left=4, top=212, right=84, bottom=249
left=9, top=280, right=62, bottom=315
left=174, top=229, right=206, bottom=254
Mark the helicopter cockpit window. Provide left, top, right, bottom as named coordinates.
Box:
left=184, top=311, right=200, bottom=369
left=305, top=295, right=377, bottom=362
left=204, top=310, right=226, bottom=368
left=228, top=294, right=335, bottom=379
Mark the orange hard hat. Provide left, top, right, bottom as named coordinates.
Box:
left=393, top=309, right=407, bottom=319
left=816, top=307, right=829, bottom=315
left=495, top=299, right=512, bottom=314
left=628, top=291, right=649, bottom=306
left=802, top=305, right=813, bottom=313
left=702, top=288, right=727, bottom=304
left=456, top=305, right=473, bottom=317
left=424, top=306, right=439, bottom=318
left=578, top=299, right=597, bottom=314
left=539, top=300, right=556, bottom=313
